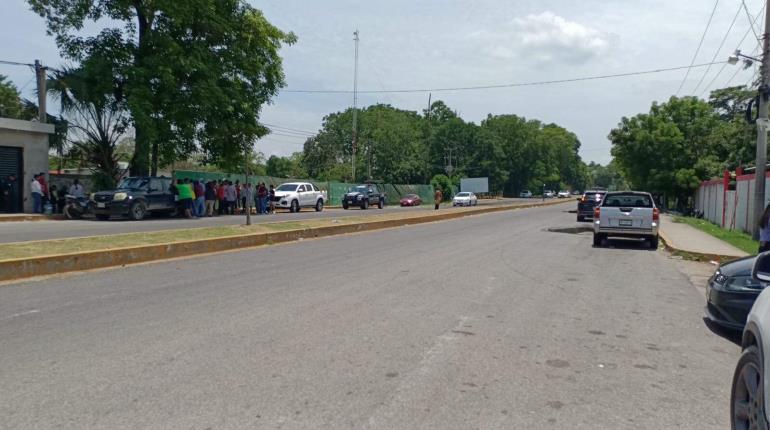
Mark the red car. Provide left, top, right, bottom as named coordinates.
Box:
left=400, top=194, right=422, bottom=207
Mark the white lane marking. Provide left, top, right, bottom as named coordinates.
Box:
left=3, top=309, right=40, bottom=320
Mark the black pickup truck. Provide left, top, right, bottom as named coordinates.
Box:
left=342, top=184, right=385, bottom=210
left=576, top=189, right=606, bottom=222
left=92, top=176, right=176, bottom=220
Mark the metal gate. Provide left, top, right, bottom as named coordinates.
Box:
left=0, top=146, right=23, bottom=213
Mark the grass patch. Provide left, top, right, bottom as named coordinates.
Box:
left=672, top=216, right=758, bottom=255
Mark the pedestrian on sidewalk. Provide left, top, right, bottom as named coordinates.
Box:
left=30, top=175, right=43, bottom=213
left=204, top=181, right=216, bottom=217
left=242, top=183, right=254, bottom=215
left=217, top=180, right=226, bottom=215
left=178, top=179, right=195, bottom=218
left=760, top=203, right=770, bottom=253
left=434, top=188, right=443, bottom=211
left=193, top=179, right=205, bottom=217
left=225, top=180, right=237, bottom=215
left=257, top=182, right=267, bottom=214
left=68, top=179, right=85, bottom=199
left=268, top=184, right=275, bottom=214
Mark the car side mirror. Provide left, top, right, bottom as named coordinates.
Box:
left=752, top=252, right=770, bottom=283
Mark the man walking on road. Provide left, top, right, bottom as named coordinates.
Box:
left=434, top=188, right=443, bottom=211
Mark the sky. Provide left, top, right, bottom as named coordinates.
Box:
left=0, top=0, right=765, bottom=165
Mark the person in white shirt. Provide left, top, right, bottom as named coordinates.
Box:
left=30, top=175, right=43, bottom=213
left=68, top=179, right=85, bottom=198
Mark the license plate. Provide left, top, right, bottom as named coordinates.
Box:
left=97, top=202, right=106, bottom=208
left=619, top=219, right=632, bottom=227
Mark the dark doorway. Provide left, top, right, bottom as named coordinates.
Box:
left=0, top=146, right=23, bottom=213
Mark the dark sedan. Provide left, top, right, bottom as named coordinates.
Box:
left=400, top=194, right=422, bottom=207
left=705, top=256, right=764, bottom=331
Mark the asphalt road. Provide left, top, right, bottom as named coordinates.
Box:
left=0, top=204, right=738, bottom=429
left=0, top=198, right=537, bottom=244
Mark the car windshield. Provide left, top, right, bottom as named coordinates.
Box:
left=276, top=184, right=298, bottom=192
left=404, top=194, right=417, bottom=199
left=584, top=192, right=605, bottom=200
left=602, top=193, right=653, bottom=208
left=117, top=178, right=149, bottom=190
left=456, top=192, right=470, bottom=197
left=351, top=186, right=368, bottom=192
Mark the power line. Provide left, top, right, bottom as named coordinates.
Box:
left=742, top=0, right=761, bottom=41
left=700, top=2, right=765, bottom=97
left=0, top=59, right=35, bottom=68
left=283, top=61, right=726, bottom=95
left=675, top=0, right=720, bottom=96
left=691, top=2, right=743, bottom=95
left=267, top=128, right=314, bottom=137
left=262, top=122, right=316, bottom=135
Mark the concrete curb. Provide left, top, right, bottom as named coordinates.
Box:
left=0, top=199, right=570, bottom=282
left=658, top=229, right=743, bottom=263
left=0, top=214, right=64, bottom=222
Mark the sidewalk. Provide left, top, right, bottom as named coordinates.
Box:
left=659, top=214, right=748, bottom=259
left=0, top=213, right=61, bottom=222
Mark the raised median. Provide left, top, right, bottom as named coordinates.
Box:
left=0, top=199, right=570, bottom=282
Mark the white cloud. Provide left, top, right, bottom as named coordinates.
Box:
left=479, top=11, right=612, bottom=65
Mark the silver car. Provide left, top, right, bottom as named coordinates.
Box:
left=592, top=191, right=659, bottom=248
left=452, top=192, right=478, bottom=207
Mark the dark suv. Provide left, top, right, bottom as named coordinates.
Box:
left=577, top=189, right=606, bottom=222
left=92, top=176, right=176, bottom=220
left=342, top=184, right=385, bottom=210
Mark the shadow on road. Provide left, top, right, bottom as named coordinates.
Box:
left=702, top=317, right=742, bottom=346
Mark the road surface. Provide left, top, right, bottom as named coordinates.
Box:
left=0, top=198, right=538, bottom=244
left=0, top=204, right=737, bottom=429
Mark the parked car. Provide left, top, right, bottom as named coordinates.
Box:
left=453, top=192, right=478, bottom=207
left=92, top=176, right=175, bottom=221
left=400, top=194, right=422, bottom=207
left=343, top=184, right=385, bottom=210
left=519, top=190, right=533, bottom=198
left=592, top=191, right=659, bottom=248
left=730, top=253, right=770, bottom=429
left=571, top=190, right=581, bottom=196
left=557, top=191, right=570, bottom=198
left=543, top=190, right=555, bottom=198
left=705, top=256, right=763, bottom=331
left=273, top=182, right=326, bottom=213
left=577, top=190, right=606, bottom=222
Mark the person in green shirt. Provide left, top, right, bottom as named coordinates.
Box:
left=178, top=179, right=195, bottom=218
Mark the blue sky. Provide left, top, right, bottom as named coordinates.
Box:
left=0, top=0, right=764, bottom=164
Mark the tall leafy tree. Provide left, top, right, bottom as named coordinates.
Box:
left=28, top=0, right=296, bottom=175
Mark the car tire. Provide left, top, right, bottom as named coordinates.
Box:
left=290, top=200, right=299, bottom=213
left=64, top=205, right=81, bottom=220
left=343, top=202, right=349, bottom=210
left=378, top=199, right=384, bottom=209
left=649, top=235, right=659, bottom=249
left=95, top=214, right=109, bottom=221
left=731, top=345, right=767, bottom=430
left=129, top=201, right=146, bottom=221
left=593, top=233, right=603, bottom=247
left=361, top=200, right=369, bottom=210
left=577, top=215, right=584, bottom=222
left=315, top=199, right=324, bottom=212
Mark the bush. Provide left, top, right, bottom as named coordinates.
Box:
left=431, top=174, right=453, bottom=201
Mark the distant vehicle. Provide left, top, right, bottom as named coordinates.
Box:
left=92, top=176, right=175, bottom=221
left=343, top=184, right=385, bottom=210
left=593, top=191, right=659, bottom=248
left=519, top=190, right=533, bottom=198
left=577, top=190, right=606, bottom=222
left=453, top=192, right=478, bottom=207
left=273, top=182, right=326, bottom=213
left=705, top=256, right=762, bottom=331
left=544, top=190, right=555, bottom=198
left=571, top=190, right=581, bottom=196
left=400, top=194, right=422, bottom=207
left=557, top=191, right=570, bottom=198
left=730, top=253, right=770, bottom=428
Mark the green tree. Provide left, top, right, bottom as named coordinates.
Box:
left=430, top=174, right=453, bottom=200
left=0, top=75, right=23, bottom=119
left=266, top=153, right=306, bottom=178
left=29, top=0, right=296, bottom=176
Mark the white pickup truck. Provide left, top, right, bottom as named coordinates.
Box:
left=273, top=182, right=326, bottom=213
left=593, top=191, right=659, bottom=248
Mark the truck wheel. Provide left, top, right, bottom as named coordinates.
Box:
left=361, top=200, right=369, bottom=210
left=649, top=235, right=659, bottom=249
left=342, top=202, right=349, bottom=210
left=593, top=233, right=603, bottom=247
left=95, top=214, right=109, bottom=221
left=315, top=199, right=324, bottom=212
left=378, top=198, right=384, bottom=209
left=290, top=200, right=299, bottom=213
left=129, top=201, right=146, bottom=221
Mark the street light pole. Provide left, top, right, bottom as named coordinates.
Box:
left=753, top=5, right=770, bottom=240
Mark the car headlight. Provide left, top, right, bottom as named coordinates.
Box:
left=113, top=192, right=128, bottom=201
left=713, top=272, right=727, bottom=285
left=724, top=275, right=763, bottom=292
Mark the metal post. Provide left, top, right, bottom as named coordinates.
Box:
left=753, top=4, right=770, bottom=239
left=34, top=60, right=46, bottom=123
left=351, top=30, right=359, bottom=182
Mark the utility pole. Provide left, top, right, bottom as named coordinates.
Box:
left=753, top=5, right=770, bottom=240
left=34, top=60, right=46, bottom=123
left=351, top=30, right=360, bottom=182
left=445, top=147, right=454, bottom=176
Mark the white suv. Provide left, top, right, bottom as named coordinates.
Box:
left=593, top=191, right=659, bottom=248
left=273, top=182, right=326, bottom=213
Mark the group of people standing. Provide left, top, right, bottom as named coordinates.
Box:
left=172, top=178, right=275, bottom=218
left=27, top=173, right=85, bottom=214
